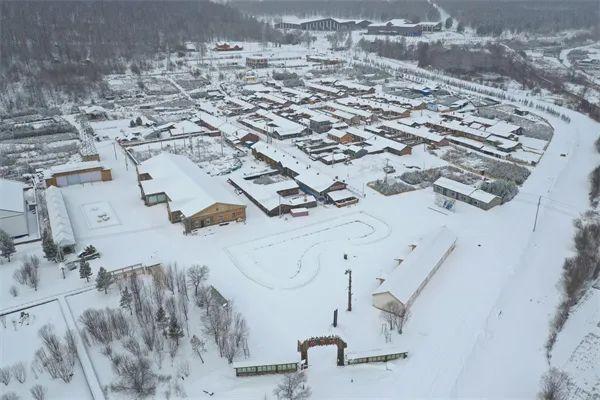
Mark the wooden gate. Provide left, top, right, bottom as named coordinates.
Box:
left=297, top=335, right=347, bottom=367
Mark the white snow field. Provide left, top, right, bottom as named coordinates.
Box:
left=81, top=201, right=121, bottom=229
left=1, top=38, right=600, bottom=398
left=55, top=105, right=599, bottom=398
left=0, top=300, right=93, bottom=400
left=226, top=212, right=390, bottom=289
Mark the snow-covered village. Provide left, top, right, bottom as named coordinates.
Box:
left=0, top=1, right=599, bottom=399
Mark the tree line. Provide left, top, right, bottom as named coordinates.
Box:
left=438, top=0, right=600, bottom=36
left=232, top=0, right=440, bottom=24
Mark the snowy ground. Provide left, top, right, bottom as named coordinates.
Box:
left=0, top=300, right=93, bottom=400
left=2, top=35, right=599, bottom=399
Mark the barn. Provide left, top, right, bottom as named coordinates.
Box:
left=0, top=179, right=28, bottom=238
left=137, top=153, right=246, bottom=233
left=372, top=226, right=457, bottom=315
left=45, top=161, right=112, bottom=187
left=45, top=186, right=76, bottom=253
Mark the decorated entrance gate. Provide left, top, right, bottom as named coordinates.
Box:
left=297, top=335, right=347, bottom=367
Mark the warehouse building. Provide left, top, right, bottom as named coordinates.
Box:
left=45, top=161, right=112, bottom=187
left=274, top=18, right=368, bottom=31
left=367, top=19, right=422, bottom=36
left=45, top=186, right=76, bottom=253
left=0, top=179, right=28, bottom=238
left=372, top=226, right=457, bottom=316
left=137, top=153, right=246, bottom=233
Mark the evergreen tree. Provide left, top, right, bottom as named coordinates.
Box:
left=445, top=17, right=453, bottom=29
left=95, top=266, right=114, bottom=294
left=41, top=228, right=58, bottom=261
left=79, top=260, right=92, bottom=282
left=0, top=229, right=16, bottom=262
left=129, top=120, right=136, bottom=128
left=167, top=315, right=184, bottom=346
left=120, top=287, right=133, bottom=315
left=135, top=116, right=143, bottom=126
left=156, top=306, right=168, bottom=332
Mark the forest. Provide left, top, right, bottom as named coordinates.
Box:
left=0, top=0, right=277, bottom=109
left=438, top=0, right=600, bottom=36
left=231, top=0, right=440, bottom=23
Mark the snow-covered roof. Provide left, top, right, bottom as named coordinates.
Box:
left=328, top=129, right=351, bottom=139
left=169, top=120, right=203, bottom=136
left=229, top=175, right=312, bottom=212
left=294, top=169, right=342, bottom=193
left=380, top=120, right=446, bottom=144
left=251, top=109, right=306, bottom=137
left=196, top=112, right=250, bottom=140
left=139, top=153, right=244, bottom=217
left=0, top=179, right=25, bottom=213
left=337, top=97, right=408, bottom=115
left=326, top=101, right=373, bottom=119
left=486, top=121, right=521, bottom=138
left=252, top=142, right=307, bottom=174
left=433, top=177, right=500, bottom=205
left=48, top=161, right=104, bottom=176
left=326, top=189, right=357, bottom=202
left=45, top=186, right=76, bottom=247
left=373, top=226, right=457, bottom=306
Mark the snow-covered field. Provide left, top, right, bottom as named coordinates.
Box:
left=0, top=300, right=93, bottom=400
left=226, top=212, right=390, bottom=290
left=1, top=31, right=599, bottom=399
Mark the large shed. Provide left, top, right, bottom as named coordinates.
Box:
left=0, top=179, right=28, bottom=238
left=45, top=186, right=76, bottom=252
left=372, top=226, right=457, bottom=315
left=45, top=161, right=112, bottom=187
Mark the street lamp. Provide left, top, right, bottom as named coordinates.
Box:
left=345, top=269, right=352, bottom=312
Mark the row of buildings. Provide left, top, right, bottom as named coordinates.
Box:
left=274, top=17, right=442, bottom=36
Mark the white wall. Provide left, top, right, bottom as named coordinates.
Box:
left=0, top=210, right=28, bottom=238
left=372, top=291, right=405, bottom=313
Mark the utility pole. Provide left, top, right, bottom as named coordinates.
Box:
left=345, top=269, right=352, bottom=312
left=533, top=195, right=541, bottom=232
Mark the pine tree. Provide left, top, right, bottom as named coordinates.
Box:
left=168, top=315, right=184, bottom=346
left=120, top=287, right=133, bottom=315
left=156, top=306, right=167, bottom=332
left=41, top=228, right=58, bottom=261
left=135, top=116, right=143, bottom=126
left=79, top=260, right=92, bottom=282
left=95, top=267, right=114, bottom=294
left=0, top=229, right=16, bottom=262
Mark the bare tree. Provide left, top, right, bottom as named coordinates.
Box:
left=538, top=368, right=569, bottom=400
left=35, top=324, right=76, bottom=383
left=187, top=265, right=209, bottom=297
left=380, top=301, right=405, bottom=333
left=110, top=353, right=157, bottom=397
left=273, top=372, right=311, bottom=400
left=190, top=335, right=206, bottom=363
left=30, top=384, right=47, bottom=400
left=0, top=367, right=11, bottom=385
left=11, top=362, right=26, bottom=384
